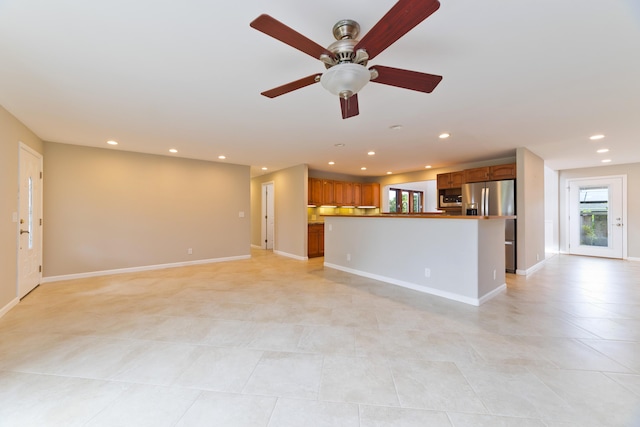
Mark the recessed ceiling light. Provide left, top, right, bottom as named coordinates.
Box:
left=596, top=148, right=609, bottom=153
left=328, top=161, right=335, bottom=165
left=439, top=133, right=450, bottom=139
left=386, top=171, right=393, bottom=175
left=360, top=167, right=367, bottom=171
left=425, top=165, right=432, bottom=169
left=334, top=143, right=346, bottom=147
left=601, top=159, right=612, bottom=163
left=107, top=140, right=118, bottom=145
left=261, top=167, right=268, bottom=171
left=169, top=149, right=178, bottom=153
left=218, top=155, right=226, bottom=160
left=389, top=125, right=403, bottom=131
left=590, top=134, right=605, bottom=140
left=367, top=151, right=375, bottom=156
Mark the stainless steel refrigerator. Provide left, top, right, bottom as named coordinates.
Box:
left=462, top=179, right=516, bottom=272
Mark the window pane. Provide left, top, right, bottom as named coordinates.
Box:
left=401, top=191, right=409, bottom=213
left=413, top=193, right=422, bottom=212
left=389, top=190, right=397, bottom=213
left=579, top=186, right=608, bottom=247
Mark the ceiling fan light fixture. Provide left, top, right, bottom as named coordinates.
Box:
left=320, top=63, right=370, bottom=98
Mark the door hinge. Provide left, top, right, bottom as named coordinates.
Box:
left=40, top=171, right=43, bottom=179
left=40, top=218, right=43, bottom=226
left=39, top=265, right=42, bottom=273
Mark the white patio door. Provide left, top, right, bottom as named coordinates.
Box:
left=18, top=143, right=43, bottom=298
left=568, top=176, right=625, bottom=259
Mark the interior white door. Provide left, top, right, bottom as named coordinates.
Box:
left=568, top=176, right=625, bottom=259
left=261, top=182, right=274, bottom=250
left=18, top=144, right=43, bottom=298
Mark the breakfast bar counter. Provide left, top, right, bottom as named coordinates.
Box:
left=322, top=215, right=509, bottom=305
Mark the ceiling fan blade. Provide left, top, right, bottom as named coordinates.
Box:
left=340, top=94, right=360, bottom=119
left=250, top=14, right=334, bottom=60
left=260, top=74, right=322, bottom=98
left=370, top=65, right=442, bottom=93
left=354, top=0, right=440, bottom=61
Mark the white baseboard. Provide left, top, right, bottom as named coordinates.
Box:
left=41, top=255, right=251, bottom=283
left=0, top=297, right=19, bottom=319
left=627, top=256, right=640, bottom=262
left=273, top=250, right=308, bottom=261
left=516, top=258, right=546, bottom=276
left=324, top=262, right=505, bottom=306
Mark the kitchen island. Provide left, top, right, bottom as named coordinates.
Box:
left=323, top=215, right=512, bottom=306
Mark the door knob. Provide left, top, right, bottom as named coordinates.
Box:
left=20, top=229, right=30, bottom=235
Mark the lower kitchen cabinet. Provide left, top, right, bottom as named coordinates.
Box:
left=308, top=223, right=324, bottom=258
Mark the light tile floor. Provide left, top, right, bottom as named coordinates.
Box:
left=1, top=250, right=639, bottom=426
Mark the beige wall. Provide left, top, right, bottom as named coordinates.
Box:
left=251, top=164, right=308, bottom=259
left=43, top=142, right=250, bottom=277
left=516, top=148, right=546, bottom=272
left=558, top=162, right=640, bottom=259
left=0, top=106, right=44, bottom=311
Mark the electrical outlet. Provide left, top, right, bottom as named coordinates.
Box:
left=424, top=268, right=431, bottom=278
left=493, top=269, right=496, bottom=280
left=346, top=253, right=351, bottom=261
left=188, top=248, right=193, bottom=255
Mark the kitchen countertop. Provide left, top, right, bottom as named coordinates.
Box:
left=322, top=214, right=516, bottom=220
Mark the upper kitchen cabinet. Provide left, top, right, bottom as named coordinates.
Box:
left=322, top=179, right=335, bottom=205
left=488, top=163, right=516, bottom=180
left=360, top=183, right=380, bottom=207
left=437, top=171, right=464, bottom=189
left=465, top=164, right=516, bottom=183
left=464, top=167, right=490, bottom=183
left=308, top=177, right=378, bottom=208
left=308, top=178, right=323, bottom=206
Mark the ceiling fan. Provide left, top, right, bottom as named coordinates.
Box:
left=250, top=0, right=443, bottom=119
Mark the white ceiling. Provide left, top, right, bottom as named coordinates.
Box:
left=1, top=0, right=639, bottom=177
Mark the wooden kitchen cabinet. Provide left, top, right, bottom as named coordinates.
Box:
left=341, top=181, right=355, bottom=206
left=489, top=163, right=516, bottom=180
left=322, top=179, right=335, bottom=205
left=360, top=183, right=380, bottom=207
left=308, top=178, right=323, bottom=206
left=353, top=183, right=362, bottom=207
left=437, top=171, right=464, bottom=189
left=333, top=180, right=346, bottom=206
left=464, top=167, right=490, bottom=183
left=465, top=164, right=516, bottom=183
left=308, top=178, right=378, bottom=207
left=308, top=223, right=324, bottom=258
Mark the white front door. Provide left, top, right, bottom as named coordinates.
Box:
left=18, top=143, right=43, bottom=298
left=568, top=176, right=625, bottom=259
left=261, top=182, right=274, bottom=250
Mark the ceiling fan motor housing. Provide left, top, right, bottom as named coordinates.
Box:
left=324, top=20, right=368, bottom=68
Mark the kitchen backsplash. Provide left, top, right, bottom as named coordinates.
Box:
left=308, top=206, right=380, bottom=222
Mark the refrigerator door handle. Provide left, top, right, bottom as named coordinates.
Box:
left=485, top=186, right=490, bottom=216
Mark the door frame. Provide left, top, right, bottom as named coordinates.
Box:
left=566, top=175, right=627, bottom=259
left=17, top=142, right=44, bottom=298
left=261, top=181, right=275, bottom=250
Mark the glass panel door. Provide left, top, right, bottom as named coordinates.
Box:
left=569, top=177, right=624, bottom=258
